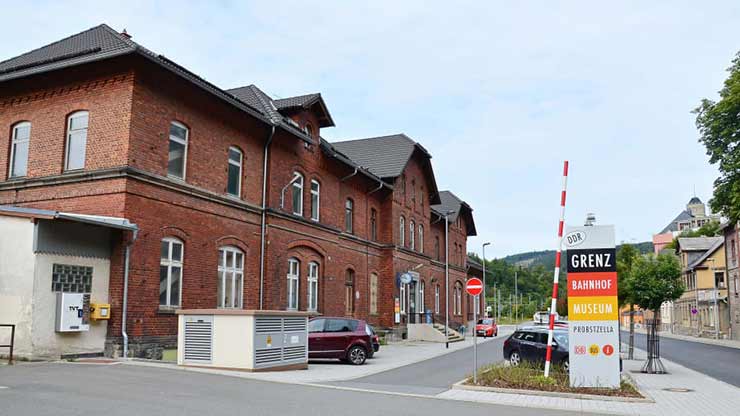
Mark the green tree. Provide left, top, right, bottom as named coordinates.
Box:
left=694, top=51, right=740, bottom=225
left=628, top=253, right=684, bottom=315
left=617, top=244, right=639, bottom=358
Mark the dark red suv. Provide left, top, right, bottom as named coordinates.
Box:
left=308, top=317, right=373, bottom=365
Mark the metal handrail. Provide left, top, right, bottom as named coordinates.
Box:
left=0, top=324, right=15, bottom=364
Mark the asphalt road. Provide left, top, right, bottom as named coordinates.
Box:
left=329, top=333, right=509, bottom=395
left=622, top=331, right=740, bottom=387
left=0, top=362, right=596, bottom=416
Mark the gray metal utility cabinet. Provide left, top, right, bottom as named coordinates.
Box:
left=176, top=309, right=312, bottom=371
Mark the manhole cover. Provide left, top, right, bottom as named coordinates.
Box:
left=662, top=388, right=693, bottom=393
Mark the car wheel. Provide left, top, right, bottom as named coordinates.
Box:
left=494, top=331, right=498, bottom=337
left=509, top=350, right=521, bottom=366
left=347, top=345, right=367, bottom=365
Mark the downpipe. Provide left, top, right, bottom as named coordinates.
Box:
left=122, top=228, right=138, bottom=359
left=259, top=125, right=276, bottom=310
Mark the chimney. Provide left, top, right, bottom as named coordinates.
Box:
left=121, top=29, right=132, bottom=39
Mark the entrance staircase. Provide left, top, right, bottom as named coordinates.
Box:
left=432, top=323, right=464, bottom=343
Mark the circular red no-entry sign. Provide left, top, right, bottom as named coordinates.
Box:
left=466, top=277, right=483, bottom=296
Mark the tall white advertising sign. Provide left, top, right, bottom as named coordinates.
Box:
left=564, top=225, right=620, bottom=388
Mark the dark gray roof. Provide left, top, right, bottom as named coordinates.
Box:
left=274, top=93, right=335, bottom=127
left=274, top=93, right=321, bottom=110
left=660, top=210, right=695, bottom=234
left=688, top=197, right=702, bottom=205
left=227, top=84, right=284, bottom=123
left=467, top=255, right=483, bottom=271
left=332, top=134, right=430, bottom=179
left=431, top=190, right=477, bottom=236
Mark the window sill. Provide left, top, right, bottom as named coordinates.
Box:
left=225, top=193, right=242, bottom=201
left=158, top=306, right=180, bottom=315
left=167, top=174, right=186, bottom=183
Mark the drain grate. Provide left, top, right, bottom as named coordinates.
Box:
left=662, top=387, right=693, bottom=393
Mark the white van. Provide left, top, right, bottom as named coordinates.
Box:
left=533, top=311, right=559, bottom=324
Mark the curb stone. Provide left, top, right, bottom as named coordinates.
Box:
left=451, top=377, right=654, bottom=403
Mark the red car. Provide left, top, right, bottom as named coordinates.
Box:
left=308, top=317, right=373, bottom=365
left=475, top=318, right=498, bottom=337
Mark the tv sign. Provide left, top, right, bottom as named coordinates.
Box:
left=564, top=225, right=620, bottom=388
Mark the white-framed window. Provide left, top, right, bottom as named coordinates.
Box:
left=9, top=121, right=30, bottom=178
left=308, top=261, right=319, bottom=311
left=370, top=273, right=378, bottom=315
left=287, top=258, right=300, bottom=310
left=227, top=146, right=242, bottom=197
left=310, top=179, right=320, bottom=221
left=409, top=220, right=415, bottom=250
left=399, top=216, right=405, bottom=247
left=345, top=198, right=354, bottom=233
left=419, top=280, right=425, bottom=313
left=160, top=238, right=183, bottom=307
left=435, top=284, right=440, bottom=314
left=418, top=225, right=424, bottom=253
left=168, top=121, right=188, bottom=179
left=65, top=111, right=89, bottom=171
left=292, top=172, right=304, bottom=216
left=218, top=246, right=244, bottom=308
left=304, top=123, right=313, bottom=138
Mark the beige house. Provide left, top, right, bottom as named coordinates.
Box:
left=673, top=237, right=729, bottom=337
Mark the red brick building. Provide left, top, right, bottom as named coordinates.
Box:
left=0, top=25, right=478, bottom=358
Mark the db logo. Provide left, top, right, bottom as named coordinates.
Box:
left=574, top=345, right=586, bottom=355
left=588, top=344, right=600, bottom=356
left=602, top=344, right=614, bottom=356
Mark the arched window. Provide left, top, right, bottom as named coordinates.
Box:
left=308, top=261, right=319, bottom=311
left=418, top=225, right=424, bottom=254
left=304, top=123, right=313, bottom=138
left=292, top=172, right=304, bottom=216
left=227, top=146, right=242, bottom=197
left=435, top=236, right=440, bottom=261
left=287, top=258, right=300, bottom=310
left=65, top=111, right=89, bottom=171
left=411, top=179, right=416, bottom=206
left=218, top=246, right=243, bottom=308
left=409, top=220, right=415, bottom=250
left=168, top=121, right=188, bottom=179
left=160, top=237, right=183, bottom=307
left=345, top=198, right=354, bottom=234
left=9, top=121, right=30, bottom=178
left=345, top=269, right=355, bottom=315
left=454, top=282, right=463, bottom=315
left=370, top=208, right=378, bottom=241
left=310, top=179, right=320, bottom=221
left=399, top=216, right=405, bottom=247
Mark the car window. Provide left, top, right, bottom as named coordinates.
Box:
left=513, top=331, right=524, bottom=339
left=308, top=319, right=325, bottom=333
left=521, top=332, right=537, bottom=342
left=535, top=333, right=549, bottom=344
left=477, top=319, right=493, bottom=325
left=554, top=332, right=569, bottom=347
left=325, top=319, right=358, bottom=332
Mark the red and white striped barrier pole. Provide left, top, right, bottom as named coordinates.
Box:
left=544, top=161, right=569, bottom=378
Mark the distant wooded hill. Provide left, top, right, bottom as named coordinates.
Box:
left=501, top=241, right=654, bottom=268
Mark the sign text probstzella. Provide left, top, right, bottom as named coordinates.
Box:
left=564, top=225, right=620, bottom=388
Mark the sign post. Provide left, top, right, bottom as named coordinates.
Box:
left=564, top=225, right=620, bottom=388
left=466, top=277, right=483, bottom=384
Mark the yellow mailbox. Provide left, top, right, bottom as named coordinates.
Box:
left=90, top=303, right=111, bottom=320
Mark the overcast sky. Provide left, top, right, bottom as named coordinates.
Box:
left=2, top=1, right=738, bottom=257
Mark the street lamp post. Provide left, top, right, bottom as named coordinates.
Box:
left=482, top=242, right=491, bottom=317
left=444, top=210, right=454, bottom=349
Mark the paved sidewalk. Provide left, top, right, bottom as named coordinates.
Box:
left=126, top=327, right=514, bottom=384
left=437, top=347, right=740, bottom=416
left=622, top=326, right=740, bottom=350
